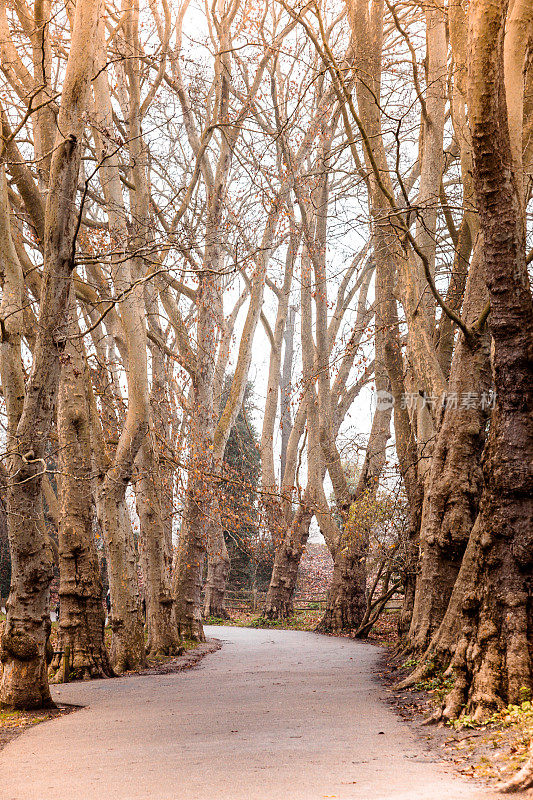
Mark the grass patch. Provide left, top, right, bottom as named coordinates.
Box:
left=204, top=616, right=229, bottom=626
left=180, top=638, right=200, bottom=651
left=206, top=608, right=323, bottom=632
left=205, top=607, right=400, bottom=644
left=0, top=709, right=52, bottom=726
left=442, top=699, right=533, bottom=784
left=449, top=698, right=533, bottom=733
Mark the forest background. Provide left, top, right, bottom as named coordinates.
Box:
left=0, top=6, right=530, bottom=791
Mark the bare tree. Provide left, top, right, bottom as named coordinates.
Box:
left=0, top=0, right=101, bottom=709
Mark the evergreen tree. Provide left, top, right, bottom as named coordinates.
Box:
left=220, top=381, right=273, bottom=593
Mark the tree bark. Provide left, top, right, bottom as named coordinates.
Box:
left=202, top=496, right=230, bottom=619
left=0, top=0, right=100, bottom=708
left=317, top=352, right=391, bottom=634
left=264, top=501, right=314, bottom=619
left=87, top=341, right=146, bottom=674
left=403, top=0, right=533, bottom=719
left=138, top=283, right=181, bottom=653
left=347, top=0, right=425, bottom=635
left=280, top=305, right=296, bottom=481
left=171, top=275, right=218, bottom=641
left=49, top=300, right=112, bottom=682
left=407, top=241, right=491, bottom=653
left=88, top=11, right=152, bottom=671
left=262, top=399, right=309, bottom=619
left=96, top=482, right=146, bottom=672
left=136, top=435, right=181, bottom=657
left=437, top=0, right=533, bottom=719
left=171, top=9, right=241, bottom=635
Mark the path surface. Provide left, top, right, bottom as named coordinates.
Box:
left=1, top=626, right=502, bottom=800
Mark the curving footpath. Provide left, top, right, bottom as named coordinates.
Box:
left=1, top=626, right=503, bottom=800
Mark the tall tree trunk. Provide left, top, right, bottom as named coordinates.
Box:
left=88, top=11, right=151, bottom=672
left=437, top=0, right=533, bottom=719
left=0, top=0, right=100, bottom=709
left=0, top=164, right=54, bottom=708
left=137, top=284, right=181, bottom=653
left=171, top=466, right=209, bottom=642
left=96, top=482, right=146, bottom=672
left=263, top=242, right=372, bottom=620
left=91, top=317, right=148, bottom=675
left=317, top=350, right=391, bottom=634
left=262, top=401, right=309, bottom=620
left=403, top=0, right=533, bottom=719
left=280, top=305, right=296, bottom=481
left=407, top=242, right=491, bottom=653
left=264, top=500, right=314, bottom=619
left=136, top=435, right=181, bottom=656
left=50, top=301, right=112, bottom=682
left=172, top=8, right=244, bottom=633
left=0, top=469, right=9, bottom=608
left=202, top=496, right=230, bottom=619
left=346, top=0, right=425, bottom=635
left=87, top=343, right=147, bottom=674
left=402, top=0, right=483, bottom=648
left=172, top=275, right=219, bottom=641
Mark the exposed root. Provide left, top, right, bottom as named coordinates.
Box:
left=396, top=658, right=436, bottom=690
left=147, top=644, right=184, bottom=660
left=203, top=608, right=230, bottom=621
left=499, top=742, right=533, bottom=793
left=263, top=602, right=293, bottom=621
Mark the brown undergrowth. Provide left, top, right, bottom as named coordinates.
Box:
left=205, top=606, right=400, bottom=642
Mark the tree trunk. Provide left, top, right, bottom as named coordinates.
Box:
left=0, top=0, right=100, bottom=709
left=171, top=275, right=218, bottom=642
left=96, top=485, right=146, bottom=673
left=203, top=550, right=230, bottom=619
left=263, top=238, right=372, bottom=621
left=202, top=502, right=230, bottom=619
left=88, top=349, right=148, bottom=675
left=280, top=305, right=296, bottom=481
left=317, top=548, right=367, bottom=633
left=348, top=0, right=425, bottom=636
left=86, top=282, right=148, bottom=674
left=317, top=372, right=391, bottom=634
left=403, top=0, right=533, bottom=718
left=136, top=436, right=181, bottom=657
left=0, top=469, right=9, bottom=607
left=50, top=303, right=112, bottom=682
left=264, top=502, right=313, bottom=619
left=140, top=281, right=181, bottom=652
left=172, top=508, right=207, bottom=643
left=407, top=241, right=491, bottom=653
left=0, top=476, right=54, bottom=709
left=261, top=403, right=309, bottom=620
left=202, top=491, right=230, bottom=619
left=437, top=0, right=533, bottom=719
left=171, top=17, right=239, bottom=635
left=90, top=13, right=150, bottom=672
left=317, top=254, right=392, bottom=635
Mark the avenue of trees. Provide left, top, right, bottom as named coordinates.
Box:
left=0, top=0, right=531, bottom=771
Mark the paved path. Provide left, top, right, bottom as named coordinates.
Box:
left=1, top=626, right=502, bottom=800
